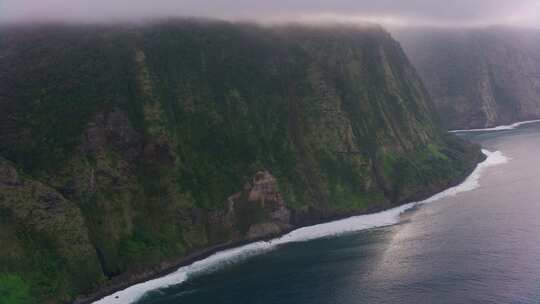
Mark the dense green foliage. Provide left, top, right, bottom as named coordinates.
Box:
left=0, top=20, right=482, bottom=303
left=0, top=273, right=33, bottom=304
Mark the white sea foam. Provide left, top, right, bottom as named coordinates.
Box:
left=93, top=149, right=508, bottom=304
left=449, top=119, right=540, bottom=133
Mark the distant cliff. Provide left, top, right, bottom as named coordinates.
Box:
left=396, top=27, right=540, bottom=129
left=0, top=20, right=482, bottom=303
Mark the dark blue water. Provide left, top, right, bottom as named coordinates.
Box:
left=138, top=123, right=540, bottom=304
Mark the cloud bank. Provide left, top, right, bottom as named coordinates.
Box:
left=1, top=0, right=539, bottom=27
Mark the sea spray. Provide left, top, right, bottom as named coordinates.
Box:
left=93, top=149, right=508, bottom=304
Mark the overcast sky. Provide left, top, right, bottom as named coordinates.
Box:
left=1, top=0, right=539, bottom=28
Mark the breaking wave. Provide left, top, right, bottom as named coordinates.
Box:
left=449, top=119, right=540, bottom=133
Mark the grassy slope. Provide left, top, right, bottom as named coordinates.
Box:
left=0, top=20, right=482, bottom=303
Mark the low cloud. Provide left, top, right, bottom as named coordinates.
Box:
left=1, top=0, right=539, bottom=28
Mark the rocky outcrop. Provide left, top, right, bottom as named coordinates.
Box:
left=235, top=171, right=292, bottom=239
left=207, top=170, right=292, bottom=242
left=395, top=27, right=540, bottom=129
left=247, top=223, right=282, bottom=239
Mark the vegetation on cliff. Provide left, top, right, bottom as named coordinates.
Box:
left=0, top=20, right=482, bottom=303
left=396, top=27, right=540, bottom=129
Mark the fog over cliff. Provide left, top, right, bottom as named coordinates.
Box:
left=1, top=0, right=539, bottom=28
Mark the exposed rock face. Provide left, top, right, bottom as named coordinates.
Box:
left=208, top=171, right=292, bottom=241
left=247, top=171, right=285, bottom=206
left=395, top=27, right=540, bottom=129
left=247, top=223, right=282, bottom=239
left=242, top=171, right=292, bottom=239
left=81, top=108, right=143, bottom=162
left=0, top=20, right=483, bottom=303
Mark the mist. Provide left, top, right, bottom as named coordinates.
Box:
left=1, top=0, right=539, bottom=28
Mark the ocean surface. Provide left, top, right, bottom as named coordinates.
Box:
left=97, top=122, right=540, bottom=304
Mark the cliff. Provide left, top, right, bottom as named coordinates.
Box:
left=0, top=20, right=482, bottom=303
left=395, top=27, right=540, bottom=129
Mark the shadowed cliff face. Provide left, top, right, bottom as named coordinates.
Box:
left=0, top=20, right=481, bottom=303
left=395, top=27, right=540, bottom=130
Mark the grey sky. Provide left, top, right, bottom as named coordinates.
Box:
left=1, top=0, right=539, bottom=27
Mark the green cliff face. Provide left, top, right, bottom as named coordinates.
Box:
left=396, top=27, right=540, bottom=129
left=0, top=20, right=482, bottom=303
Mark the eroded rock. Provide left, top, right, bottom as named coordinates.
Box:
left=247, top=222, right=281, bottom=240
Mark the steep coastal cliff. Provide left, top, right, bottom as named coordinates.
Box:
left=0, top=20, right=482, bottom=303
left=396, top=27, right=540, bottom=129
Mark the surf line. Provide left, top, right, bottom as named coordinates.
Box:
left=93, top=149, right=508, bottom=304
left=449, top=119, right=540, bottom=133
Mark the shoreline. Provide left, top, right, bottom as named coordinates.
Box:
left=76, top=151, right=488, bottom=304
left=449, top=119, right=540, bottom=133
